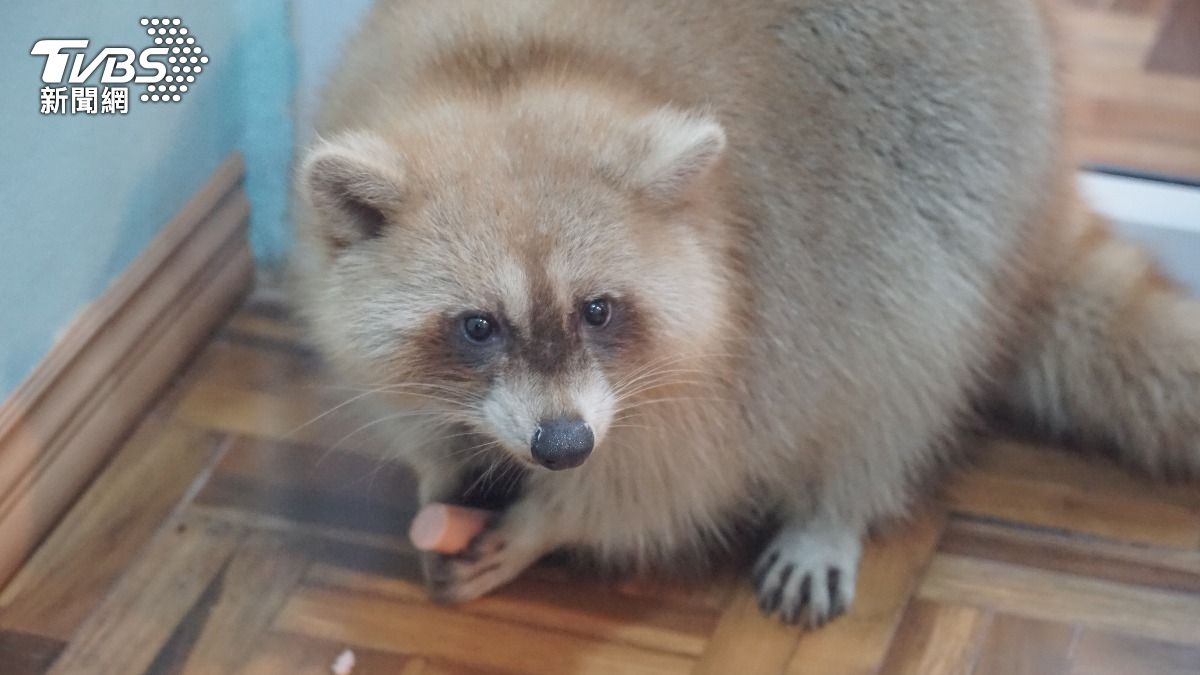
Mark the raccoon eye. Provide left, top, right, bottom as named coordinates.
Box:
left=462, top=315, right=495, bottom=342
left=582, top=298, right=611, bottom=327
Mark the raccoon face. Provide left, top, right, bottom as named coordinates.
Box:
left=298, top=100, right=732, bottom=469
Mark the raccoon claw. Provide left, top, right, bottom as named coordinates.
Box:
left=453, top=527, right=507, bottom=563
left=422, top=513, right=544, bottom=604
left=424, top=529, right=509, bottom=602
left=752, top=523, right=861, bottom=628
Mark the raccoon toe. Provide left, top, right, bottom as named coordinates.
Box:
left=424, top=529, right=515, bottom=603
left=421, top=510, right=549, bottom=604
left=752, top=523, right=862, bottom=628
left=778, top=566, right=851, bottom=628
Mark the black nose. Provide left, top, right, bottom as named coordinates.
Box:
left=530, top=417, right=594, bottom=470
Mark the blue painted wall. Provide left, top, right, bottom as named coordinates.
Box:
left=292, top=0, right=373, bottom=140
left=0, top=1, right=293, bottom=396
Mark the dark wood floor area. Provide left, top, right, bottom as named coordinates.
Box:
left=2, top=0, right=1199, bottom=673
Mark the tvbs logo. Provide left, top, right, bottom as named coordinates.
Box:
left=31, top=18, right=207, bottom=115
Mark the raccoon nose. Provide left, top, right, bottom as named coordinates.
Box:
left=530, top=417, right=594, bottom=470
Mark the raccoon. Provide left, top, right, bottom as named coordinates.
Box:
left=291, top=0, right=1200, bottom=627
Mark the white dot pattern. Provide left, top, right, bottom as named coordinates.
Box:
left=138, top=17, right=207, bottom=104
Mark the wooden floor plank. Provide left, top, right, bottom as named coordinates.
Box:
left=173, top=371, right=320, bottom=435
left=191, top=435, right=418, bottom=541
left=44, top=513, right=242, bottom=675
left=274, top=584, right=697, bottom=675
left=1145, top=0, right=1200, bottom=76
left=971, top=614, right=1079, bottom=675
left=173, top=535, right=311, bottom=675
left=946, top=442, right=1200, bottom=549
left=239, top=632, right=421, bottom=675
left=938, top=517, right=1200, bottom=595
left=783, top=513, right=945, bottom=675
left=690, top=582, right=802, bottom=675
left=0, top=420, right=228, bottom=640
left=919, top=554, right=1200, bottom=645
left=186, top=501, right=413, bottom=558
left=204, top=433, right=416, bottom=500
left=305, top=562, right=718, bottom=658
left=875, top=600, right=992, bottom=675
left=0, top=630, right=65, bottom=675
left=1057, top=0, right=1200, bottom=177
left=1069, top=628, right=1200, bottom=675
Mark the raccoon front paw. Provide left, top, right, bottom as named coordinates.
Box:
left=752, top=523, right=862, bottom=628
left=422, top=513, right=546, bottom=604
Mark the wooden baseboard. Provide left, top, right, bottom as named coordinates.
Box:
left=0, top=153, right=255, bottom=585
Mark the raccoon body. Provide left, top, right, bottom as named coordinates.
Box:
left=293, top=0, right=1200, bottom=626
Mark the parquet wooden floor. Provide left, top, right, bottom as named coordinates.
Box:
left=2, top=1, right=1198, bottom=673
left=1063, top=0, right=1200, bottom=179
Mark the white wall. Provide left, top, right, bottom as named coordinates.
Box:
left=1080, top=172, right=1200, bottom=296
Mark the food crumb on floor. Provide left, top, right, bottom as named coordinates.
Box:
left=331, top=648, right=356, bottom=675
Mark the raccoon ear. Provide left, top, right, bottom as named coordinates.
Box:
left=301, top=131, right=407, bottom=250
left=631, top=109, right=727, bottom=203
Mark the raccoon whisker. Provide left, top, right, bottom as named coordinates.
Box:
left=373, top=392, right=486, bottom=410
left=621, top=369, right=719, bottom=385
left=357, top=383, right=487, bottom=404
left=311, top=412, right=454, bottom=477
left=287, top=383, right=485, bottom=440
left=613, top=380, right=721, bottom=404
left=363, top=390, right=490, bottom=413
left=613, top=368, right=715, bottom=390
left=325, top=408, right=460, bottom=456
left=621, top=354, right=722, bottom=372
left=451, top=446, right=503, bottom=470
left=462, top=467, right=494, bottom=500
left=314, top=414, right=447, bottom=493
left=613, top=378, right=717, bottom=400
left=285, top=384, right=410, bottom=438
left=616, top=396, right=736, bottom=414
left=612, top=371, right=714, bottom=396
left=373, top=383, right=488, bottom=402
left=481, top=457, right=522, bottom=498
left=451, top=448, right=501, bottom=467
left=446, top=437, right=505, bottom=460
left=610, top=355, right=677, bottom=384
left=415, top=428, right=490, bottom=453
left=328, top=381, right=488, bottom=403
left=620, top=348, right=745, bottom=373
left=611, top=415, right=657, bottom=430
left=611, top=358, right=718, bottom=390
left=462, top=451, right=514, bottom=498
left=321, top=378, right=479, bottom=393
left=622, top=348, right=737, bottom=370
left=499, top=463, right=524, bottom=498
left=609, top=419, right=656, bottom=433
left=363, top=425, right=449, bottom=494
left=609, top=355, right=708, bottom=389
left=613, top=391, right=709, bottom=412
left=611, top=361, right=720, bottom=386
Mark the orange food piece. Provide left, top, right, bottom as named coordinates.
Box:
left=408, top=503, right=491, bottom=554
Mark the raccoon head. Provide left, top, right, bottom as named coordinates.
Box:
left=297, top=98, right=733, bottom=470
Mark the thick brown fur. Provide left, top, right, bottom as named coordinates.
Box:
left=291, top=0, right=1200, bottom=627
